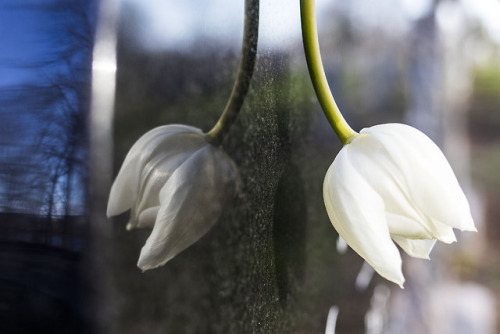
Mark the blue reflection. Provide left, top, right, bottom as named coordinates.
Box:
left=0, top=1, right=96, bottom=332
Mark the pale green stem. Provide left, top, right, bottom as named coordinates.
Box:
left=300, top=0, right=357, bottom=145
left=206, top=0, right=259, bottom=146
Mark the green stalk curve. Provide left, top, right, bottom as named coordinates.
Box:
left=300, top=0, right=357, bottom=145
left=206, top=0, right=260, bottom=146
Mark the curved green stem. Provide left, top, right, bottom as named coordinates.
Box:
left=206, top=0, right=259, bottom=146
left=300, top=0, right=357, bottom=145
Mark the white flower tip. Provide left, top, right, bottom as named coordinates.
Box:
left=137, top=258, right=153, bottom=272
left=106, top=203, right=117, bottom=218
left=377, top=265, right=405, bottom=288
left=372, top=262, right=406, bottom=289
left=137, top=242, right=177, bottom=272
left=106, top=193, right=132, bottom=219
left=409, top=251, right=431, bottom=261
left=388, top=273, right=405, bottom=289
left=106, top=203, right=126, bottom=219
left=137, top=256, right=168, bottom=272
left=137, top=248, right=161, bottom=271
left=438, top=233, right=457, bottom=244
left=388, top=271, right=405, bottom=289
left=139, top=264, right=149, bottom=274
left=463, top=224, right=478, bottom=233
left=457, top=214, right=477, bottom=232
left=106, top=180, right=135, bottom=218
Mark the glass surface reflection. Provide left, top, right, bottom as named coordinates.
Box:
left=0, top=0, right=96, bottom=332
left=1, top=0, right=499, bottom=333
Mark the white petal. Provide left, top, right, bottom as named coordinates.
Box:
left=391, top=236, right=437, bottom=260
left=137, top=145, right=237, bottom=271
left=126, top=133, right=207, bottom=229
left=127, top=206, right=159, bottom=230
left=348, top=134, right=435, bottom=240
left=324, top=146, right=405, bottom=287
left=138, top=206, right=159, bottom=229
left=385, top=213, right=432, bottom=239
left=426, top=219, right=456, bottom=244
left=107, top=124, right=201, bottom=217
left=362, top=124, right=475, bottom=232
left=386, top=213, right=456, bottom=244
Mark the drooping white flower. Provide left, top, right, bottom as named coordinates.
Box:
left=107, top=124, right=238, bottom=271
left=323, top=123, right=476, bottom=287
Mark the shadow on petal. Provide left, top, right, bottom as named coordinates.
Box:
left=138, top=145, right=237, bottom=271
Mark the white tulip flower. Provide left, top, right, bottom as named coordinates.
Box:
left=323, top=123, right=476, bottom=287
left=301, top=1, right=476, bottom=287
left=107, top=0, right=259, bottom=271
left=107, top=124, right=238, bottom=271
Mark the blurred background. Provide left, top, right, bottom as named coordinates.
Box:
left=0, top=0, right=499, bottom=333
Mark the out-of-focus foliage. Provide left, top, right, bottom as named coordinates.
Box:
left=470, top=61, right=500, bottom=192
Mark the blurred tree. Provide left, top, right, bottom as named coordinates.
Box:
left=0, top=0, right=95, bottom=247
